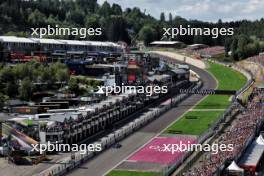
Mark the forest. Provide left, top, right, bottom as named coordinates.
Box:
left=0, top=0, right=264, bottom=60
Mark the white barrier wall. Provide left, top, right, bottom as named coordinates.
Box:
left=150, top=51, right=207, bottom=69
left=35, top=79, right=202, bottom=176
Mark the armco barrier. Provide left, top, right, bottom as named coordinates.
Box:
left=174, top=59, right=255, bottom=176
left=206, top=59, right=255, bottom=98
left=159, top=56, right=254, bottom=176
left=34, top=61, right=200, bottom=176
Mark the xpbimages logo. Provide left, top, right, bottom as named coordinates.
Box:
left=31, top=25, right=102, bottom=38
left=149, top=142, right=234, bottom=154
left=163, top=25, right=234, bottom=39
left=97, top=83, right=168, bottom=96
left=31, top=141, right=102, bottom=154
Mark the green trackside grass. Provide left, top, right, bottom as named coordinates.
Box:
left=193, top=95, right=230, bottom=109
left=165, top=111, right=224, bottom=135
left=207, top=62, right=247, bottom=90
left=165, top=62, right=247, bottom=135
left=107, top=170, right=161, bottom=176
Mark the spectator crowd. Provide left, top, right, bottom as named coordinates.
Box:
left=186, top=88, right=264, bottom=176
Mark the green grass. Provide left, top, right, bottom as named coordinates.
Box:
left=207, top=62, right=247, bottom=90
left=165, top=62, right=247, bottom=135
left=193, top=95, right=230, bottom=109
left=107, top=170, right=161, bottom=176
left=165, top=111, right=224, bottom=135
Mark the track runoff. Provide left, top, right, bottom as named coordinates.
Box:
left=67, top=53, right=217, bottom=176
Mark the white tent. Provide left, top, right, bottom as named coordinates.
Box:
left=256, top=135, right=264, bottom=145
left=227, top=161, right=244, bottom=172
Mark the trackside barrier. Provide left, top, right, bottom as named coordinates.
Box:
left=164, top=82, right=203, bottom=176
left=153, top=55, right=254, bottom=176
left=34, top=61, right=199, bottom=176
left=206, top=59, right=255, bottom=98
left=174, top=59, right=255, bottom=176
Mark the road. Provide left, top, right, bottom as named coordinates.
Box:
left=67, top=55, right=217, bottom=176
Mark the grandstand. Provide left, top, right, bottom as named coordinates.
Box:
left=185, top=88, right=264, bottom=176
left=184, top=44, right=208, bottom=54
left=183, top=46, right=224, bottom=58
left=248, top=54, right=264, bottom=67
left=196, top=46, right=225, bottom=58
left=239, top=136, right=264, bottom=174
left=150, top=41, right=184, bottom=48
left=0, top=36, right=123, bottom=62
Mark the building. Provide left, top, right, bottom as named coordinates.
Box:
left=150, top=41, right=184, bottom=48
left=0, top=36, right=123, bottom=62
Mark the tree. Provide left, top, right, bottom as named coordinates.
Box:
left=28, top=9, right=46, bottom=27
left=19, top=78, right=33, bottom=100
left=0, top=42, right=3, bottom=62
left=45, top=14, right=60, bottom=26
left=112, top=3, right=122, bottom=15
left=0, top=66, right=15, bottom=83
left=0, top=93, right=9, bottom=110
left=76, top=0, right=97, bottom=13
left=68, top=78, right=79, bottom=94
left=56, top=69, right=69, bottom=85
left=160, top=12, right=165, bottom=22
left=193, top=35, right=206, bottom=45
left=66, top=9, right=85, bottom=25
left=107, top=16, right=130, bottom=43
left=235, top=35, right=250, bottom=59
left=98, top=1, right=112, bottom=17
left=40, top=68, right=51, bottom=83
left=5, top=82, right=18, bottom=98
left=139, top=25, right=156, bottom=46
left=224, top=38, right=232, bottom=57
left=85, top=15, right=102, bottom=40
left=169, top=13, right=173, bottom=25
left=231, top=37, right=239, bottom=60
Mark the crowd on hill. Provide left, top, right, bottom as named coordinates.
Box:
left=248, top=54, right=264, bottom=67
left=196, top=46, right=224, bottom=57
left=186, top=88, right=264, bottom=176
left=184, top=46, right=225, bottom=58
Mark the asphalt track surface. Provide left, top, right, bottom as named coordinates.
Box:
left=67, top=60, right=217, bottom=176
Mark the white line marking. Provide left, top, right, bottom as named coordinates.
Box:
left=103, top=53, right=219, bottom=175
left=103, top=94, right=210, bottom=175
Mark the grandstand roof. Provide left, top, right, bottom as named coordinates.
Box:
left=0, top=36, right=121, bottom=47
left=32, top=38, right=64, bottom=45
left=188, top=44, right=207, bottom=47
left=0, top=36, right=35, bottom=43
left=58, top=39, right=86, bottom=45
left=239, top=139, right=264, bottom=167
left=150, top=41, right=183, bottom=45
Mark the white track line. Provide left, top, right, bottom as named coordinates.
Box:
left=103, top=56, right=219, bottom=176
left=103, top=93, right=210, bottom=175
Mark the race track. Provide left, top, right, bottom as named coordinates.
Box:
left=67, top=53, right=217, bottom=176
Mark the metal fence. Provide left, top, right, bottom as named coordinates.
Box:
left=158, top=56, right=255, bottom=176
